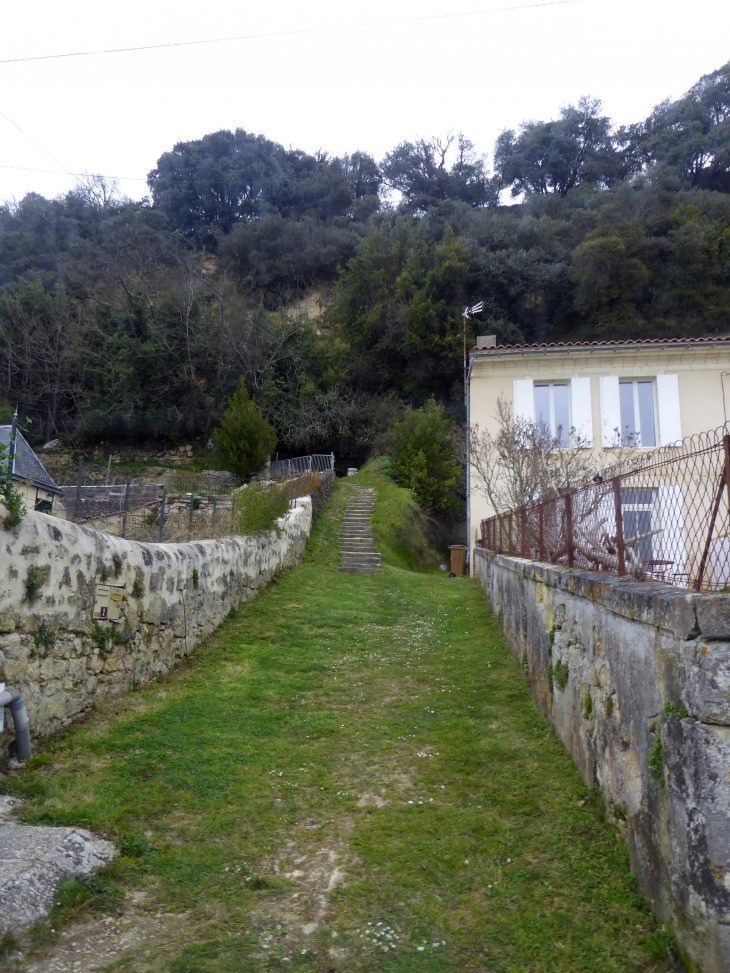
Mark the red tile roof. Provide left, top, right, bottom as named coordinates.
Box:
left=471, top=336, right=730, bottom=352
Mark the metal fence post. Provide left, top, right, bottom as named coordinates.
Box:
left=74, top=455, right=84, bottom=522
left=612, top=478, right=626, bottom=576
left=121, top=477, right=131, bottom=538
left=5, top=407, right=17, bottom=499
left=520, top=507, right=527, bottom=557
left=188, top=493, right=195, bottom=542
left=538, top=504, right=545, bottom=562
left=564, top=493, right=574, bottom=567
left=212, top=496, right=218, bottom=538
left=158, top=487, right=167, bottom=543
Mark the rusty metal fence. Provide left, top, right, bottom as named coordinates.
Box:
left=478, top=425, right=730, bottom=592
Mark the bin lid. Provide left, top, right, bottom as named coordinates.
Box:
left=448, top=544, right=467, bottom=550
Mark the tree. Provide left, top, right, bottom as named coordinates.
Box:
left=333, top=218, right=471, bottom=404
left=495, top=97, right=623, bottom=198
left=625, top=61, right=730, bottom=191
left=388, top=400, right=461, bottom=513
left=213, top=381, right=276, bottom=478
left=466, top=398, right=594, bottom=514
left=381, top=134, right=496, bottom=212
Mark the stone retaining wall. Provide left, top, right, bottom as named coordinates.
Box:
left=474, top=548, right=730, bottom=973
left=0, top=498, right=313, bottom=746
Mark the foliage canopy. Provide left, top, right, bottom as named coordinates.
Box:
left=388, top=399, right=462, bottom=514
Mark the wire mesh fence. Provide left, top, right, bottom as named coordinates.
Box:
left=60, top=469, right=335, bottom=544
left=477, top=425, right=730, bottom=592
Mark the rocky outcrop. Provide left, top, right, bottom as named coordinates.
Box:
left=474, top=548, right=730, bottom=973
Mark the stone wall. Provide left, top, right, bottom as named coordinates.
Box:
left=0, top=498, right=313, bottom=746
left=474, top=549, right=730, bottom=973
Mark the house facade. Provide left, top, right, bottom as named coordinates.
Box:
left=0, top=426, right=63, bottom=515
left=466, top=336, right=730, bottom=562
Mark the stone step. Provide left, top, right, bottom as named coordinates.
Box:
left=339, top=566, right=380, bottom=574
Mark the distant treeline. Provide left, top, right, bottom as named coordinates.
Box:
left=1, top=61, right=728, bottom=454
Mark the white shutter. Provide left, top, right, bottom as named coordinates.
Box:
left=657, top=374, right=682, bottom=446
left=658, top=486, right=685, bottom=578
left=570, top=377, right=593, bottom=447
left=513, top=379, right=535, bottom=422
left=599, top=376, right=621, bottom=447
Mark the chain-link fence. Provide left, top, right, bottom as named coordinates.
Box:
left=478, top=425, right=730, bottom=592
left=60, top=469, right=335, bottom=543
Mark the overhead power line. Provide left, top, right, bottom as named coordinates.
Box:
left=0, top=0, right=587, bottom=65
left=0, top=108, right=89, bottom=190
left=0, top=163, right=147, bottom=182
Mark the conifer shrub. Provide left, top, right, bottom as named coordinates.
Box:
left=213, top=381, right=276, bottom=478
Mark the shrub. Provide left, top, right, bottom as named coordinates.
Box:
left=24, top=566, right=47, bottom=603
left=649, top=735, right=664, bottom=785
left=34, top=625, right=56, bottom=651
left=235, top=482, right=288, bottom=535
left=213, top=381, right=276, bottom=478
left=388, top=399, right=461, bottom=514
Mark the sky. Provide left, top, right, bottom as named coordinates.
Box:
left=0, top=0, right=729, bottom=204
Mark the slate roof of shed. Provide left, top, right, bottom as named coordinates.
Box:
left=0, top=426, right=61, bottom=495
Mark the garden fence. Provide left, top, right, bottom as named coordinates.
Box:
left=59, top=469, right=335, bottom=544
left=477, top=425, right=730, bottom=592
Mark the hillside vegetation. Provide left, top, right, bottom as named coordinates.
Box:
left=0, top=62, right=728, bottom=455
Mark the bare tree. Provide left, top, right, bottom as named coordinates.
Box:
left=463, top=396, right=595, bottom=515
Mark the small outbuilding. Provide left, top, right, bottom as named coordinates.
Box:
left=0, top=426, right=63, bottom=514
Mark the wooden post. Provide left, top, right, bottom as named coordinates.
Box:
left=612, top=478, right=626, bottom=576
left=564, top=493, right=574, bottom=567
left=74, top=455, right=84, bottom=522
left=121, top=477, right=131, bottom=539
left=158, top=487, right=167, bottom=544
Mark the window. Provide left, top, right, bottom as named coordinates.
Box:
left=534, top=383, right=570, bottom=447
left=619, top=380, right=656, bottom=447
left=621, top=489, right=655, bottom=563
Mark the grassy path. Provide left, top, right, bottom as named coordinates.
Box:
left=6, top=480, right=672, bottom=972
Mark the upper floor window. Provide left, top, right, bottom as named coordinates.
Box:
left=619, top=380, right=656, bottom=447
left=534, top=382, right=570, bottom=447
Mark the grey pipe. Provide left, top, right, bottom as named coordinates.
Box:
left=0, top=689, right=31, bottom=761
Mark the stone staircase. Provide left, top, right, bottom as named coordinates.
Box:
left=339, top=487, right=380, bottom=574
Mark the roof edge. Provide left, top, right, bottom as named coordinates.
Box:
left=470, top=336, right=730, bottom=354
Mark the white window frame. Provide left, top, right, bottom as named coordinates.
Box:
left=534, top=381, right=571, bottom=447
left=619, top=378, right=658, bottom=448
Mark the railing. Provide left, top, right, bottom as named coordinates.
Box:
left=478, top=425, right=730, bottom=593
left=270, top=453, right=335, bottom=479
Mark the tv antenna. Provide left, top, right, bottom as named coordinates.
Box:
left=462, top=302, right=484, bottom=403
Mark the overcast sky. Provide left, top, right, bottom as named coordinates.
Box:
left=1, top=0, right=728, bottom=204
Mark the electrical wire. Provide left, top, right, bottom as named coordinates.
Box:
left=0, top=163, right=147, bottom=182
left=0, top=108, right=86, bottom=185
left=0, top=0, right=588, bottom=65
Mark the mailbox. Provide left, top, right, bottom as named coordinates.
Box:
left=93, top=583, right=125, bottom=621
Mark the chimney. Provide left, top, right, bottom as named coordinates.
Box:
left=477, top=335, right=497, bottom=348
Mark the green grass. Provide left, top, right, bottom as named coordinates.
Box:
left=3, top=479, right=674, bottom=972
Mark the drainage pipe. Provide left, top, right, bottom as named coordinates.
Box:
left=0, top=689, right=31, bottom=761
